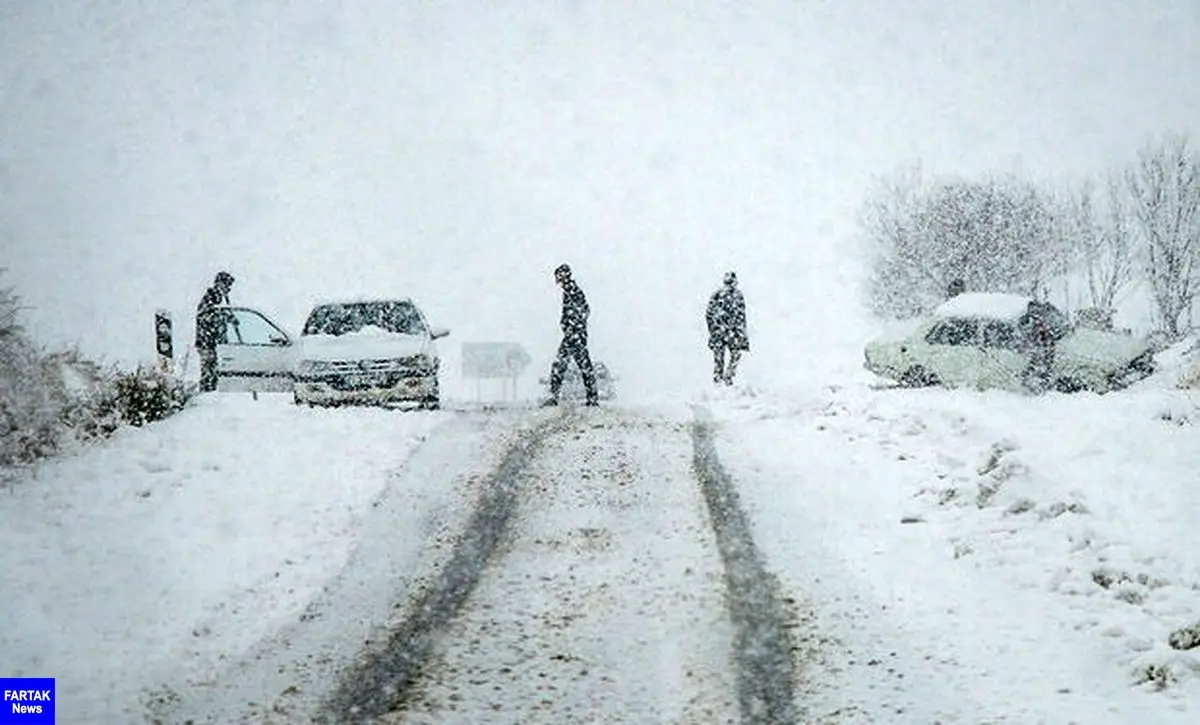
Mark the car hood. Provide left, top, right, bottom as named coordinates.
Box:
left=867, top=318, right=927, bottom=347
left=299, top=332, right=432, bottom=362
left=1060, top=329, right=1151, bottom=366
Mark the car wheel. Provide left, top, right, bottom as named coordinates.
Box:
left=900, top=365, right=938, bottom=388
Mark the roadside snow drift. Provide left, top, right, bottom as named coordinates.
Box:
left=706, top=381, right=1200, bottom=723
left=1, top=394, right=453, bottom=721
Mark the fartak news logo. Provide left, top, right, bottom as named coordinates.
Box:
left=0, top=679, right=55, bottom=723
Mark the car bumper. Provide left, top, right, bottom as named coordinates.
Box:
left=863, top=356, right=900, bottom=380
left=294, top=375, right=438, bottom=405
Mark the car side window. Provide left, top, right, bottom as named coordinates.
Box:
left=224, top=309, right=288, bottom=346
left=926, top=318, right=979, bottom=346
left=980, top=321, right=1018, bottom=350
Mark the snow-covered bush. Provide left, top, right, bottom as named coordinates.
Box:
left=1181, top=366, right=1200, bottom=389
left=104, top=366, right=192, bottom=427
left=1170, top=337, right=1200, bottom=389
left=0, top=276, right=194, bottom=469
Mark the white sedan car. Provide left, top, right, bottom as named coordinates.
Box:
left=863, top=293, right=1155, bottom=393
left=214, top=298, right=449, bottom=409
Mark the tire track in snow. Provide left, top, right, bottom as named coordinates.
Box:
left=318, top=413, right=570, bottom=723
left=691, top=406, right=799, bottom=725
left=150, top=411, right=548, bottom=725
left=374, top=408, right=739, bottom=724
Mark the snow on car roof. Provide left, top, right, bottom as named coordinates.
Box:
left=309, top=296, right=416, bottom=307
left=933, top=292, right=1033, bottom=320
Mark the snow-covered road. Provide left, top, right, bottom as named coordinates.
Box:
left=4, top=379, right=1198, bottom=724
left=158, top=407, right=558, bottom=724
left=378, top=408, right=741, bottom=724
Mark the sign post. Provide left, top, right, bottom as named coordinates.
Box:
left=461, top=342, right=532, bottom=402
left=155, top=309, right=173, bottom=374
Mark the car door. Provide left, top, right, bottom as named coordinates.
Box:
left=215, top=307, right=296, bottom=392
left=922, top=317, right=986, bottom=387
left=977, top=320, right=1027, bottom=390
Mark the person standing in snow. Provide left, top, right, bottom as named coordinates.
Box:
left=706, top=271, right=750, bottom=385
left=1019, top=300, right=1058, bottom=393
left=946, top=278, right=966, bottom=298
left=544, top=263, right=599, bottom=406
left=195, top=271, right=235, bottom=392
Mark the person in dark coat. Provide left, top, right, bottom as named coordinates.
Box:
left=195, top=271, right=235, bottom=392
left=544, top=263, right=599, bottom=406
left=707, top=271, right=749, bottom=385
left=1018, top=300, right=1058, bottom=393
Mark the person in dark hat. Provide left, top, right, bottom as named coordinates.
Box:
left=544, top=263, right=599, bottom=406
left=706, top=271, right=749, bottom=385
left=195, top=271, right=235, bottom=392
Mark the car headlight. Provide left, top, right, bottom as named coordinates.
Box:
left=296, top=360, right=333, bottom=377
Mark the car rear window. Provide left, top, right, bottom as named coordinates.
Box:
left=303, top=301, right=426, bottom=336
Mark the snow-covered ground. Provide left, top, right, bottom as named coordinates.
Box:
left=706, top=364, right=1200, bottom=722
left=3, top=350, right=1199, bottom=723
left=386, top=406, right=739, bottom=724
left=0, top=395, right=535, bottom=721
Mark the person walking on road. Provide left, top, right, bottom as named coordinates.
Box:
left=195, top=271, right=235, bottom=392
left=543, top=263, right=599, bottom=407
left=706, top=271, right=750, bottom=385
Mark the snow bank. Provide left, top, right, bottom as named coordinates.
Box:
left=0, top=394, right=446, bottom=719
left=707, top=381, right=1199, bottom=722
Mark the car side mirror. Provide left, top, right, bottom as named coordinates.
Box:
left=430, top=327, right=450, bottom=340
left=269, top=335, right=291, bottom=346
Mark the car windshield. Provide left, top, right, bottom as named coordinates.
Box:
left=302, top=301, right=426, bottom=336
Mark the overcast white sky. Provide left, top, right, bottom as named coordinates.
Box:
left=2, top=0, right=1198, bottom=397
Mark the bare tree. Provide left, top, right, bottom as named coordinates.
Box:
left=862, top=168, right=1062, bottom=318
left=860, top=165, right=938, bottom=318
left=1125, top=134, right=1200, bottom=339
left=1063, top=174, right=1137, bottom=314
